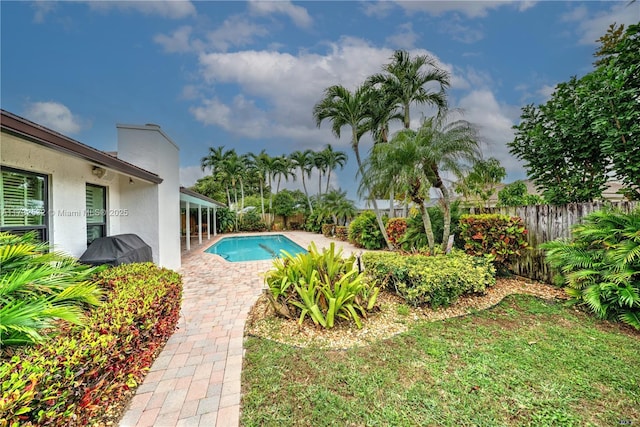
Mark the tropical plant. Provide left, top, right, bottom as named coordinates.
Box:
left=455, top=157, right=506, bottom=209
left=459, top=214, right=529, bottom=275
left=215, top=207, right=236, bottom=233
left=249, top=149, right=273, bottom=220
left=497, top=180, right=544, bottom=207
left=362, top=111, right=480, bottom=252
left=272, top=155, right=296, bottom=195
left=272, top=190, right=300, bottom=229
left=385, top=218, right=408, bottom=247
left=319, top=144, right=348, bottom=194
left=265, top=243, right=379, bottom=329
left=349, top=211, right=386, bottom=250
left=200, top=146, right=236, bottom=206
left=0, top=232, right=103, bottom=346
left=0, top=263, right=181, bottom=424
left=541, top=207, right=640, bottom=329
left=367, top=49, right=450, bottom=130
left=313, top=84, right=391, bottom=248
left=289, top=149, right=315, bottom=213
left=318, top=189, right=357, bottom=226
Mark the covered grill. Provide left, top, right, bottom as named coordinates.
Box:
left=79, top=234, right=152, bottom=266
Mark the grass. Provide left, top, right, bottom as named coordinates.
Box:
left=241, top=295, right=640, bottom=427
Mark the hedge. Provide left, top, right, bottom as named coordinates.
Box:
left=362, top=251, right=495, bottom=308
left=0, top=263, right=182, bottom=426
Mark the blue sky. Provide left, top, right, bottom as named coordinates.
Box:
left=2, top=1, right=638, bottom=201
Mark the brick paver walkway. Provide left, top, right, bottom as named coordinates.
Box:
left=119, top=232, right=364, bottom=427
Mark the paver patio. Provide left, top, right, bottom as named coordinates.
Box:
left=119, top=232, right=364, bottom=427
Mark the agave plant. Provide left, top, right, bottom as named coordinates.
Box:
left=0, top=232, right=104, bottom=346
left=541, top=207, right=640, bottom=329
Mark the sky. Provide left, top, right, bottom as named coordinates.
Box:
left=2, top=0, right=638, bottom=202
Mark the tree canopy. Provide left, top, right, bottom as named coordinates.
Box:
left=509, top=24, right=639, bottom=203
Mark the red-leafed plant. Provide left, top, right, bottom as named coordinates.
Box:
left=0, top=263, right=182, bottom=426
left=458, top=214, right=529, bottom=274
left=335, top=226, right=349, bottom=241
left=385, top=218, right=408, bottom=247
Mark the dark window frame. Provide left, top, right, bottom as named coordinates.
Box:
left=0, top=165, right=49, bottom=241
left=86, top=183, right=107, bottom=245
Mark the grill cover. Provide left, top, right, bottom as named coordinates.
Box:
left=79, top=234, right=152, bottom=266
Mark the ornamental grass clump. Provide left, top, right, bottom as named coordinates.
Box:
left=362, top=250, right=495, bottom=308
left=264, top=242, right=379, bottom=329
left=542, top=206, right=640, bottom=330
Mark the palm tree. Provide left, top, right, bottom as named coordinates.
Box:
left=319, top=144, right=348, bottom=194
left=313, top=150, right=328, bottom=196
left=289, top=149, right=315, bottom=213
left=361, top=130, right=437, bottom=250
left=218, top=151, right=246, bottom=211
left=313, top=84, right=392, bottom=249
left=272, top=155, right=296, bottom=194
left=200, top=146, right=235, bottom=205
left=418, top=111, right=481, bottom=249
left=367, top=50, right=450, bottom=130
left=320, top=189, right=357, bottom=225
left=249, top=150, right=271, bottom=220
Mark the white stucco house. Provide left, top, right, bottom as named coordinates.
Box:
left=0, top=109, right=224, bottom=270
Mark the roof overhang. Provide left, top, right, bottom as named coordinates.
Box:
left=180, top=187, right=226, bottom=208
left=1, top=110, right=163, bottom=184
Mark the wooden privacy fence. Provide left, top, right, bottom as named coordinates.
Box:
left=470, top=201, right=639, bottom=283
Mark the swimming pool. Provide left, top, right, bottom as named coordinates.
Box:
left=205, top=234, right=307, bottom=262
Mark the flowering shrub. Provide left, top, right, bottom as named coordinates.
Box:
left=459, top=214, right=529, bottom=274
left=0, top=263, right=182, bottom=426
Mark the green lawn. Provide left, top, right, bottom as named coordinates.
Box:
left=241, top=295, right=640, bottom=427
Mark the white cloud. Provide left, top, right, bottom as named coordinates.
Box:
left=457, top=90, right=525, bottom=180
left=180, top=165, right=206, bottom=187
left=385, top=22, right=420, bottom=49
left=191, top=39, right=475, bottom=151
left=439, top=19, right=484, bottom=44
left=537, top=84, right=555, bottom=101
left=248, top=0, right=313, bottom=28
left=361, top=1, right=396, bottom=18
left=154, top=25, right=202, bottom=53
left=87, top=0, right=196, bottom=19
left=206, top=15, right=269, bottom=52
left=395, top=1, right=530, bottom=19
left=31, top=1, right=56, bottom=23
left=562, top=2, right=639, bottom=45
left=24, top=101, right=87, bottom=135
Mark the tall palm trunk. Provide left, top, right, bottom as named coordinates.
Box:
left=300, top=171, right=313, bottom=213
left=409, top=179, right=435, bottom=251
left=259, top=180, right=265, bottom=220
left=239, top=178, right=245, bottom=211
left=434, top=173, right=452, bottom=253
left=352, top=129, right=392, bottom=250
left=325, top=169, right=332, bottom=194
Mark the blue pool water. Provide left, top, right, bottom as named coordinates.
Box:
left=205, top=234, right=306, bottom=262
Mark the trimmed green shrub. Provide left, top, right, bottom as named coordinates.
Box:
left=385, top=218, right=407, bottom=247
left=321, top=224, right=335, bottom=237
left=215, top=207, right=236, bottom=233
left=264, top=243, right=379, bottom=329
left=349, top=211, right=386, bottom=250
left=0, top=232, right=104, bottom=347
left=362, top=251, right=496, bottom=308
left=238, top=209, right=267, bottom=232
left=542, top=207, right=640, bottom=330
left=459, top=214, right=529, bottom=274
left=335, top=226, right=349, bottom=241
left=0, top=263, right=182, bottom=425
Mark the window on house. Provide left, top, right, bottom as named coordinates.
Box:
left=0, top=166, right=48, bottom=241
left=86, top=184, right=106, bottom=245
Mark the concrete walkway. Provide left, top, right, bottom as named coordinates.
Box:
left=119, top=232, right=364, bottom=427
